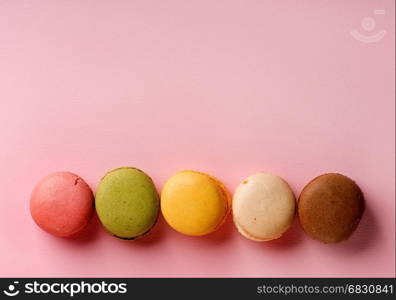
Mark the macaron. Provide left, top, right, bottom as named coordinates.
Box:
left=30, top=172, right=94, bottom=237
left=161, top=170, right=231, bottom=236
left=95, top=167, right=159, bottom=240
left=232, top=173, right=296, bottom=241
left=298, top=173, right=365, bottom=243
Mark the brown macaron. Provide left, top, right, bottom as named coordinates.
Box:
left=298, top=173, right=364, bottom=243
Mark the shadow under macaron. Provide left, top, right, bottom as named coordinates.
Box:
left=264, top=218, right=304, bottom=249
left=67, top=213, right=102, bottom=245
left=321, top=204, right=378, bottom=253
left=198, top=215, right=237, bottom=244
left=161, top=214, right=237, bottom=245
left=237, top=216, right=303, bottom=250
left=115, top=214, right=168, bottom=247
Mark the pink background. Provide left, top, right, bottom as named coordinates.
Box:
left=0, top=0, right=394, bottom=277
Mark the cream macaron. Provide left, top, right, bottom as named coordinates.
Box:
left=232, top=173, right=296, bottom=241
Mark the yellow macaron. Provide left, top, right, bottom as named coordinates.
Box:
left=161, top=170, right=231, bottom=236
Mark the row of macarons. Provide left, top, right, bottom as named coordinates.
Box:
left=30, top=167, right=365, bottom=244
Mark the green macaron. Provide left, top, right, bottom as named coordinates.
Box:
left=95, top=167, right=159, bottom=240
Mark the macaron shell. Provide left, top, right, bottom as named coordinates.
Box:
left=161, top=170, right=230, bottom=236
left=202, top=173, right=231, bottom=232
left=95, top=167, right=159, bottom=239
left=298, top=173, right=364, bottom=243
left=234, top=220, right=275, bottom=242
left=233, top=173, right=296, bottom=241
left=206, top=172, right=232, bottom=226
left=30, top=172, right=94, bottom=237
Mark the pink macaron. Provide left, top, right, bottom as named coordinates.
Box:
left=30, top=172, right=94, bottom=237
